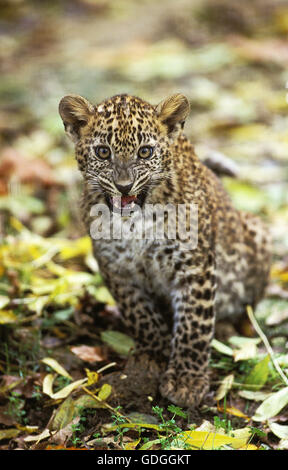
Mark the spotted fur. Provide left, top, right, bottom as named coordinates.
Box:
left=59, top=93, right=271, bottom=407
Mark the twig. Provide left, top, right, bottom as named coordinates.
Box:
left=246, top=305, right=288, bottom=386
left=97, top=362, right=116, bottom=374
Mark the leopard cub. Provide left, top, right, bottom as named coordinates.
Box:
left=59, top=93, right=271, bottom=407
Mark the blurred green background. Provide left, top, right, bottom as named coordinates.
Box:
left=1, top=0, right=288, bottom=245
left=0, top=0, right=288, bottom=320
left=1, top=0, right=288, bottom=234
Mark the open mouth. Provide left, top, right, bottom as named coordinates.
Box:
left=105, top=191, right=146, bottom=214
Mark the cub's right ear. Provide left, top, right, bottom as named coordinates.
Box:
left=59, top=95, right=94, bottom=142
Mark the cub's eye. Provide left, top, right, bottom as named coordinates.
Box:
left=95, top=145, right=111, bottom=160
left=138, top=146, right=154, bottom=159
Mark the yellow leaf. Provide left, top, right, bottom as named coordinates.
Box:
left=217, top=404, right=250, bottom=421
left=50, top=396, right=76, bottom=431
left=42, top=373, right=87, bottom=399
left=59, top=236, right=91, bottom=260
left=103, top=422, right=162, bottom=433
left=42, top=357, right=73, bottom=379
left=238, top=444, right=258, bottom=450
left=74, top=394, right=105, bottom=409
left=270, top=266, right=288, bottom=282
left=94, top=286, right=116, bottom=306
left=0, top=428, right=20, bottom=441
left=42, top=373, right=56, bottom=397
left=230, top=124, right=269, bottom=141
left=0, top=310, right=18, bottom=324
left=124, top=438, right=141, bottom=450
left=85, top=368, right=99, bottom=386
left=98, top=383, right=112, bottom=401
left=178, top=430, right=249, bottom=450
left=16, top=425, right=39, bottom=433
left=10, top=217, right=26, bottom=232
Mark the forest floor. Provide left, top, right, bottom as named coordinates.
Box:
left=0, top=0, right=288, bottom=450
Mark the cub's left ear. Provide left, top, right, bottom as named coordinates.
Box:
left=59, top=94, right=94, bottom=142
left=156, top=93, right=190, bottom=136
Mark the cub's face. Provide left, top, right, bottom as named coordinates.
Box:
left=59, top=93, right=189, bottom=213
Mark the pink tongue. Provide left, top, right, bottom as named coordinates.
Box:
left=121, top=195, right=136, bottom=208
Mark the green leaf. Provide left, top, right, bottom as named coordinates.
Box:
left=94, top=286, right=115, bottom=306
left=139, top=439, right=162, bottom=450
left=74, top=394, right=103, bottom=410
left=126, top=412, right=159, bottom=424
left=167, top=404, right=188, bottom=418
left=100, top=330, right=135, bottom=356
left=245, top=355, right=270, bottom=390
left=223, top=180, right=268, bottom=213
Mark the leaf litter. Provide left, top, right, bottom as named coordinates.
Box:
left=1, top=0, right=288, bottom=451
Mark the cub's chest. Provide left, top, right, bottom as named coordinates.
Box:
left=94, top=237, right=172, bottom=293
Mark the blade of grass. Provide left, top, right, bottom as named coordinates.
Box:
left=246, top=305, right=288, bottom=386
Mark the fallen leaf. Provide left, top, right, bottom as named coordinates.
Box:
left=233, top=342, right=257, bottom=362
left=45, top=445, right=88, bottom=450
left=0, top=296, right=10, bottom=309
left=42, top=374, right=87, bottom=400
left=217, top=404, right=250, bottom=421
left=85, top=369, right=99, bottom=386
left=100, top=330, right=135, bottom=356
left=70, top=345, right=105, bottom=363
left=244, top=355, right=270, bottom=391
left=269, top=422, right=288, bottom=439
left=139, top=439, right=162, bottom=450
left=41, top=358, right=72, bottom=379
left=211, top=339, right=233, bottom=356
left=124, top=438, right=141, bottom=450
left=49, top=417, right=80, bottom=447
left=238, top=390, right=273, bottom=401
left=97, top=383, right=112, bottom=401
left=176, top=430, right=249, bottom=450
left=215, top=374, right=234, bottom=401
left=24, top=429, right=53, bottom=443
left=253, top=387, right=288, bottom=422
left=0, top=428, right=20, bottom=441
left=50, top=396, right=76, bottom=431
left=278, top=439, right=288, bottom=450
left=74, top=394, right=104, bottom=410
left=0, top=310, right=18, bottom=324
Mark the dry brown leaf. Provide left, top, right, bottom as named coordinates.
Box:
left=0, top=147, right=56, bottom=192
left=70, top=345, right=106, bottom=363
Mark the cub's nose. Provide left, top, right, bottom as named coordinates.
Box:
left=114, top=181, right=133, bottom=195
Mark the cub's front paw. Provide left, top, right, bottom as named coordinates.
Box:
left=159, top=370, right=209, bottom=408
